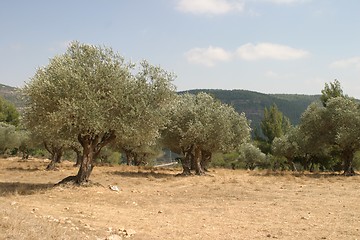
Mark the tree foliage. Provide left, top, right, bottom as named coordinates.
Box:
left=320, top=79, right=344, bottom=107
left=299, top=80, right=360, bottom=175
left=260, top=104, right=291, bottom=144
left=112, top=61, right=176, bottom=166
left=0, top=96, right=19, bottom=126
left=162, top=92, right=251, bottom=175
left=237, top=143, right=267, bottom=170
left=23, top=41, right=175, bottom=184
left=0, top=122, right=19, bottom=154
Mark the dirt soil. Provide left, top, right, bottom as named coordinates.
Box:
left=1, top=157, right=360, bottom=240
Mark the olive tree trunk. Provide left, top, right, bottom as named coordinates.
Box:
left=124, top=150, right=134, bottom=165
left=72, top=146, right=83, bottom=167
left=75, top=131, right=116, bottom=184
left=44, top=142, right=63, bottom=171
left=193, top=146, right=204, bottom=175
left=180, top=145, right=194, bottom=175
left=342, top=149, right=355, bottom=176
left=200, top=150, right=212, bottom=172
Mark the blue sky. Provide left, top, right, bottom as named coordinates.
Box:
left=1, top=0, right=360, bottom=97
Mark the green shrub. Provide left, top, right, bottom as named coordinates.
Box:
left=236, top=143, right=268, bottom=170
left=108, top=151, right=122, bottom=165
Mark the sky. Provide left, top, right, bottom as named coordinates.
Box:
left=1, top=0, right=360, bottom=97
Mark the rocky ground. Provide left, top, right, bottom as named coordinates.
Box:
left=1, top=157, right=360, bottom=239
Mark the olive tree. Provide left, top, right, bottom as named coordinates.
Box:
left=271, top=126, right=306, bottom=171
left=324, top=97, right=360, bottom=175
left=162, top=92, right=251, bottom=175
left=237, top=143, right=266, bottom=170
left=23, top=42, right=175, bottom=184
left=299, top=81, right=360, bottom=175
left=112, top=61, right=176, bottom=165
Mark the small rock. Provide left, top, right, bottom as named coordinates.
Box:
left=158, top=210, right=163, bottom=214
left=31, top=208, right=39, bottom=214
left=10, top=201, right=18, bottom=206
left=109, top=185, right=120, bottom=192
left=125, top=229, right=136, bottom=236
left=106, top=234, right=122, bottom=240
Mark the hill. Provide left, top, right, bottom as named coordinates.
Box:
left=180, top=89, right=320, bottom=130
left=0, top=82, right=320, bottom=129
left=0, top=83, right=24, bottom=109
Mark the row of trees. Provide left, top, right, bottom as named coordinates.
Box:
left=22, top=42, right=252, bottom=184
left=255, top=80, right=359, bottom=176
left=2, top=41, right=358, bottom=183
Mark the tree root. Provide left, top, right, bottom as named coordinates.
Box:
left=55, top=175, right=78, bottom=186
left=55, top=175, right=104, bottom=187
left=175, top=171, right=193, bottom=177
left=342, top=171, right=357, bottom=176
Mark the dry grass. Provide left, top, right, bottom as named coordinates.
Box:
left=1, top=157, right=360, bottom=239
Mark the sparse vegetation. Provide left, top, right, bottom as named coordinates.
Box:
left=1, top=40, right=360, bottom=239
left=1, top=157, right=360, bottom=239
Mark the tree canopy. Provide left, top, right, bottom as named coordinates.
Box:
left=0, top=96, right=19, bottom=126
left=23, top=41, right=175, bottom=184
left=162, top=92, right=251, bottom=175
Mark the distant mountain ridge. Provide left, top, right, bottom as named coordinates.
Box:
left=179, top=89, right=320, bottom=130
left=0, top=83, right=320, bottom=129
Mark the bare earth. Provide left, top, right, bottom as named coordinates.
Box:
left=1, top=157, right=360, bottom=240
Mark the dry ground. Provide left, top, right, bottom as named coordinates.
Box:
left=1, top=157, right=360, bottom=240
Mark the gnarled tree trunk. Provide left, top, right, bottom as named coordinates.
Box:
left=124, top=150, right=134, bottom=165
left=75, top=131, right=116, bottom=184
left=193, top=146, right=204, bottom=175
left=44, top=142, right=63, bottom=171
left=201, top=150, right=212, bottom=172
left=72, top=146, right=82, bottom=167
left=342, top=149, right=355, bottom=176
left=180, top=145, right=194, bottom=175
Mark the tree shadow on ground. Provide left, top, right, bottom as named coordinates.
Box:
left=250, top=170, right=358, bottom=178
left=6, top=167, right=42, bottom=172
left=0, top=182, right=54, bottom=196
left=109, top=170, right=176, bottom=179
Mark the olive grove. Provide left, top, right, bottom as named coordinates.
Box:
left=271, top=80, right=360, bottom=175
left=23, top=42, right=175, bottom=184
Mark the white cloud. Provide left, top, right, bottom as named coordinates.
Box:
left=185, top=46, right=232, bottom=67
left=177, top=0, right=245, bottom=15
left=330, top=57, right=360, bottom=69
left=259, top=0, right=310, bottom=4
left=236, top=42, right=309, bottom=61
left=265, top=70, right=280, bottom=78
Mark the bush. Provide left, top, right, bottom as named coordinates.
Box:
left=108, top=151, right=122, bottom=165
left=236, top=143, right=268, bottom=170
left=210, top=152, right=238, bottom=168
left=95, top=147, right=122, bottom=165
left=0, top=123, right=19, bottom=155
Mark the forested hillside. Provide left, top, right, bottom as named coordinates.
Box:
left=0, top=83, right=320, bottom=129
left=180, top=89, right=320, bottom=130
